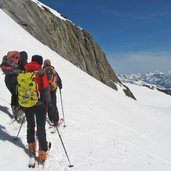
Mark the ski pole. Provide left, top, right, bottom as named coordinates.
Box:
left=14, top=117, right=25, bottom=141
left=59, top=89, right=66, bottom=127
left=56, top=127, right=74, bottom=168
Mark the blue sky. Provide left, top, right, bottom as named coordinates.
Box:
left=39, top=0, right=171, bottom=74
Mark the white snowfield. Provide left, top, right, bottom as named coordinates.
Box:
left=0, top=8, right=171, bottom=171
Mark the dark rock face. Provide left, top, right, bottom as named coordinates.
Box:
left=0, top=0, right=135, bottom=99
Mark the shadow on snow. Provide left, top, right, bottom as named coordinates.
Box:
left=0, top=124, right=28, bottom=155
left=0, top=105, right=13, bottom=119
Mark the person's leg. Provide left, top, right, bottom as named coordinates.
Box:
left=35, top=103, right=47, bottom=162
left=50, top=91, right=59, bottom=124
left=5, top=75, right=19, bottom=119
left=5, top=75, right=18, bottom=106
left=25, top=107, right=36, bottom=144
left=25, top=107, right=36, bottom=155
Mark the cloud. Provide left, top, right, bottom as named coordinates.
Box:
left=108, top=51, right=171, bottom=74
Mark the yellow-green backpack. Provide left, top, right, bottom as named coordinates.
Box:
left=17, top=72, right=38, bottom=107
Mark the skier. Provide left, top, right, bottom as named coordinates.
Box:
left=0, top=51, right=28, bottom=121
left=21, top=55, right=51, bottom=164
left=43, top=59, right=62, bottom=126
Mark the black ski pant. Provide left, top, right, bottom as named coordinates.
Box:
left=24, top=102, right=47, bottom=152
left=5, top=74, right=18, bottom=107
left=48, top=91, right=59, bottom=124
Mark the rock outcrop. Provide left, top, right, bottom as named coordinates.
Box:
left=0, top=0, right=135, bottom=99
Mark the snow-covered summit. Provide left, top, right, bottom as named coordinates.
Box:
left=119, top=70, right=171, bottom=89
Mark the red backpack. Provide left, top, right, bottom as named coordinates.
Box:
left=0, top=51, right=20, bottom=75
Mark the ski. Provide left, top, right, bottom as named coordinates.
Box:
left=48, top=118, right=64, bottom=127
left=28, top=153, right=36, bottom=168
left=28, top=156, right=45, bottom=168
left=28, top=141, right=51, bottom=168
left=49, top=118, right=64, bottom=133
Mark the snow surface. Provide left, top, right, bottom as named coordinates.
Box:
left=0, top=9, right=171, bottom=171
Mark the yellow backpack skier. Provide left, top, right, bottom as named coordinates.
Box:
left=17, top=72, right=38, bottom=107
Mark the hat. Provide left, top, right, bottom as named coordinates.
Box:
left=19, top=51, right=28, bottom=68
left=44, top=59, right=51, bottom=66
left=19, top=51, right=28, bottom=60
left=31, top=55, right=43, bottom=65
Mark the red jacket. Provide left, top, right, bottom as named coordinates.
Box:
left=24, top=61, right=51, bottom=103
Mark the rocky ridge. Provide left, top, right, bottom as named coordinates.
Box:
left=0, top=0, right=135, bottom=99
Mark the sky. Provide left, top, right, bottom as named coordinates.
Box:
left=38, top=0, right=171, bottom=74
left=1, top=8, right=171, bottom=170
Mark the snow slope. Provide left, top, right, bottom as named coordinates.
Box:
left=0, top=9, right=171, bottom=171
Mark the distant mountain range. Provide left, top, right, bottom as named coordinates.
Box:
left=118, top=70, right=171, bottom=95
